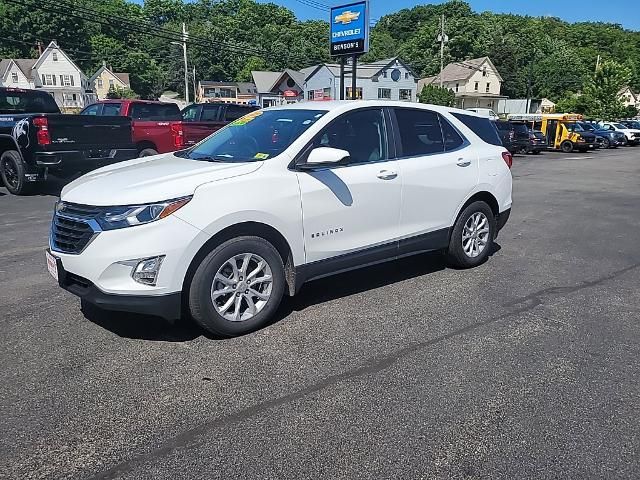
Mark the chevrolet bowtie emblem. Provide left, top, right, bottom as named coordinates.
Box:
left=334, top=10, right=361, bottom=25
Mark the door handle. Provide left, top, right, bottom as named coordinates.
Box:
left=377, top=169, right=398, bottom=180
left=456, top=158, right=471, bottom=167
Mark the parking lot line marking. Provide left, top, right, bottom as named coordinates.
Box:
left=564, top=156, right=593, bottom=160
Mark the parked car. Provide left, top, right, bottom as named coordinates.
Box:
left=466, top=108, right=499, bottom=120
left=526, top=129, right=547, bottom=154
left=494, top=121, right=529, bottom=153
left=579, top=122, right=626, bottom=149
left=81, top=100, right=183, bottom=156
left=598, top=122, right=640, bottom=146
left=46, top=102, right=512, bottom=337
left=0, top=87, right=136, bottom=195
left=507, top=113, right=596, bottom=153
left=180, top=102, right=260, bottom=147
left=620, top=120, right=640, bottom=130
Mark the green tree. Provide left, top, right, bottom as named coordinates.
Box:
left=106, top=85, right=139, bottom=99
left=418, top=84, right=456, bottom=106
left=622, top=105, right=639, bottom=118
left=582, top=60, right=631, bottom=120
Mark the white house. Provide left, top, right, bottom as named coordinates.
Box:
left=302, top=57, right=418, bottom=102
left=252, top=69, right=306, bottom=108
left=619, top=86, right=639, bottom=109
left=0, top=41, right=96, bottom=111
left=419, top=57, right=506, bottom=110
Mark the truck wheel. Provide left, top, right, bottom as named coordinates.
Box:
left=0, top=150, right=31, bottom=195
left=447, top=201, right=496, bottom=269
left=138, top=148, right=158, bottom=157
left=561, top=141, right=574, bottom=153
left=189, top=236, right=286, bottom=337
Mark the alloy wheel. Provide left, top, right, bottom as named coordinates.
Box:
left=210, top=253, right=273, bottom=322
left=462, top=212, right=490, bottom=258
left=1, top=158, right=19, bottom=190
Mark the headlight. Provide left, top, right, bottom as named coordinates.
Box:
left=96, top=196, right=192, bottom=230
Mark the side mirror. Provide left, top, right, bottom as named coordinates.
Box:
left=298, top=147, right=350, bottom=170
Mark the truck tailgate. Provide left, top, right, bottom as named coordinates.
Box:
left=45, top=114, right=133, bottom=149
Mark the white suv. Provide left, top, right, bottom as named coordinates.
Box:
left=599, top=122, right=640, bottom=145
left=47, top=102, right=512, bottom=337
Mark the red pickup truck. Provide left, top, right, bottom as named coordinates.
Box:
left=81, top=100, right=259, bottom=157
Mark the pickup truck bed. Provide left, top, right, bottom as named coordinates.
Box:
left=0, top=88, right=137, bottom=195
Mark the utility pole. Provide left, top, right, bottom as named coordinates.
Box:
left=595, top=54, right=601, bottom=72
left=192, top=65, right=197, bottom=102
left=437, top=14, right=448, bottom=88
left=182, top=22, right=189, bottom=104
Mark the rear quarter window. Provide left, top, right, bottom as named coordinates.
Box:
left=129, top=103, right=181, bottom=121
left=452, top=113, right=503, bottom=146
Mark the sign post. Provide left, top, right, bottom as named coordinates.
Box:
left=330, top=1, right=370, bottom=100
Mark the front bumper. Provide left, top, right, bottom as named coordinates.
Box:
left=53, top=255, right=182, bottom=320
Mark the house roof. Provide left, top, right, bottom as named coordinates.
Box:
left=421, top=57, right=503, bottom=86
left=33, top=41, right=86, bottom=79
left=304, top=57, right=419, bottom=82
left=251, top=71, right=283, bottom=93
left=0, top=59, right=11, bottom=78
left=89, top=64, right=130, bottom=87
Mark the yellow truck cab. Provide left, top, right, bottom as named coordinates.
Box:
left=507, top=113, right=597, bottom=153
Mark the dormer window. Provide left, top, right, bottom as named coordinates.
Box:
left=482, top=67, right=487, bottom=77
left=52, top=52, right=58, bottom=61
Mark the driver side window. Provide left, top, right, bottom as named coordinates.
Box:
left=315, top=109, right=387, bottom=164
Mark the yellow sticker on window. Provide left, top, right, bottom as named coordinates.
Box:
left=230, top=110, right=263, bottom=126
left=253, top=153, right=269, bottom=160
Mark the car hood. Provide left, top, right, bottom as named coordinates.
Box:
left=61, top=153, right=263, bottom=206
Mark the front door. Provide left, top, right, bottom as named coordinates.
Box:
left=392, top=107, right=478, bottom=247
left=297, top=108, right=402, bottom=265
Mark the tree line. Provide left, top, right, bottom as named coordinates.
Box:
left=1, top=0, right=639, bottom=116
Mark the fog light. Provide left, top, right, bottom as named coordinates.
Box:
left=132, top=256, right=165, bottom=286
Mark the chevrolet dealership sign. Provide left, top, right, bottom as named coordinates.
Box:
left=330, top=1, right=369, bottom=56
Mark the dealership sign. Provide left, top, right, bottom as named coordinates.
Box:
left=330, top=1, right=369, bottom=56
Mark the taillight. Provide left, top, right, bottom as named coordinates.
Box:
left=33, top=116, right=51, bottom=146
left=171, top=123, right=185, bottom=148
left=502, top=151, right=513, bottom=169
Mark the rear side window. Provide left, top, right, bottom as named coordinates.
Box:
left=512, top=123, right=528, bottom=133
left=453, top=113, right=503, bottom=146
left=394, top=108, right=444, bottom=156
left=0, top=90, right=59, bottom=114
left=129, top=103, right=181, bottom=121
left=102, top=103, right=122, bottom=116
left=81, top=104, right=101, bottom=116
left=201, top=105, right=223, bottom=121
left=494, top=121, right=511, bottom=131
left=225, top=105, right=252, bottom=121
left=440, top=117, right=465, bottom=151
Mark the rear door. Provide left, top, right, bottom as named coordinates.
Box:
left=297, top=107, right=402, bottom=265
left=393, top=107, right=478, bottom=244
left=129, top=102, right=181, bottom=153
left=182, top=104, right=226, bottom=146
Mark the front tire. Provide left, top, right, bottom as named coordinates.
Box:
left=447, top=201, right=496, bottom=269
left=561, top=141, right=574, bottom=153
left=602, top=138, right=611, bottom=149
left=189, top=236, right=285, bottom=337
left=138, top=148, right=158, bottom=157
left=0, top=150, right=32, bottom=195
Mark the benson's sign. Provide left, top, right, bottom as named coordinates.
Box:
left=330, top=1, right=369, bottom=56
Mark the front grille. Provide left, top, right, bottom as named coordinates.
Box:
left=51, top=202, right=101, bottom=254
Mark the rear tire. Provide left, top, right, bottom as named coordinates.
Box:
left=561, top=141, right=574, bottom=153
left=138, top=148, right=158, bottom=157
left=447, top=201, right=496, bottom=269
left=0, top=150, right=32, bottom=195
left=602, top=138, right=610, bottom=149
left=189, top=236, right=285, bottom=337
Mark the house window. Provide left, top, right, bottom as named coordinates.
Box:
left=482, top=67, right=487, bottom=76
left=11, top=72, right=18, bottom=83
left=405, top=72, right=410, bottom=79
left=378, top=88, right=391, bottom=99
left=97, top=78, right=103, bottom=88
left=308, top=91, right=314, bottom=100
left=382, top=71, right=387, bottom=78
left=42, top=74, right=56, bottom=86
left=399, top=89, right=412, bottom=101
left=486, top=82, right=490, bottom=93
left=474, top=82, right=479, bottom=92
left=219, top=88, right=234, bottom=98
left=52, top=52, right=58, bottom=61
left=455, top=83, right=459, bottom=93
left=61, top=74, right=72, bottom=86
left=323, top=87, right=331, bottom=99
left=345, top=87, right=363, bottom=99
left=109, top=79, right=114, bottom=87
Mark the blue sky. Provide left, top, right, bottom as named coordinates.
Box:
left=263, top=0, right=640, bottom=31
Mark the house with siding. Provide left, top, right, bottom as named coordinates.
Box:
left=196, top=81, right=258, bottom=104
left=418, top=57, right=506, bottom=110
left=0, top=41, right=96, bottom=111
left=89, top=62, right=131, bottom=100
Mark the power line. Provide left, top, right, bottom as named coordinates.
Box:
left=291, top=0, right=330, bottom=12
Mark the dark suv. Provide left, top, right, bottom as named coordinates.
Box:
left=494, top=121, right=530, bottom=154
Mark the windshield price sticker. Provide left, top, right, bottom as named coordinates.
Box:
left=231, top=110, right=263, bottom=127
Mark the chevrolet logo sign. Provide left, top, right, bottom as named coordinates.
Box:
left=334, top=10, right=361, bottom=25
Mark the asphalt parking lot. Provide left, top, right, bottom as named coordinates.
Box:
left=2, top=147, right=640, bottom=480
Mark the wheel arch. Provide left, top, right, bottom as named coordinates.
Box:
left=0, top=134, right=25, bottom=162
left=135, top=140, right=157, bottom=153
left=181, top=221, right=297, bottom=310
left=448, top=190, right=501, bottom=243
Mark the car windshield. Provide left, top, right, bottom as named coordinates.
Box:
left=626, top=121, right=640, bottom=129
left=579, top=122, right=595, bottom=131
left=177, top=109, right=326, bottom=162
left=566, top=122, right=585, bottom=132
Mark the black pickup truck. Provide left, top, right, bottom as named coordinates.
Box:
left=0, top=87, right=137, bottom=195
